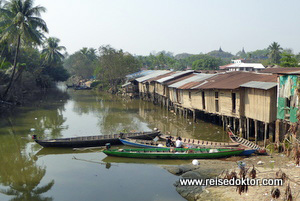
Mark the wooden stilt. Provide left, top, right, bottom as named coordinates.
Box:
left=233, top=118, right=236, bottom=133
left=222, top=116, right=225, bottom=131
left=254, top=120, right=258, bottom=144
left=247, top=118, right=250, bottom=140
left=193, top=109, right=196, bottom=122
left=264, top=123, right=268, bottom=147
left=275, top=119, right=280, bottom=143
left=239, top=118, right=242, bottom=137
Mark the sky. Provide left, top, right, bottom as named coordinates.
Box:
left=35, top=0, right=300, bottom=56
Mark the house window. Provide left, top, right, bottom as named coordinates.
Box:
left=189, top=91, right=191, bottom=99
left=232, top=93, right=236, bottom=113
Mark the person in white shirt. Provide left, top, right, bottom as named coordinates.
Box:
left=175, top=137, right=183, bottom=148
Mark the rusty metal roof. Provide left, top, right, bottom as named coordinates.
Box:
left=260, top=67, right=300, bottom=74
left=135, top=70, right=171, bottom=82
left=193, top=71, right=278, bottom=90
left=169, top=73, right=216, bottom=89
left=156, top=70, right=194, bottom=83
left=240, top=81, right=277, bottom=90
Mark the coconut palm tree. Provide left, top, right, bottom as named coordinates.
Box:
left=0, top=0, right=48, bottom=100
left=267, top=42, right=283, bottom=64
left=41, top=37, right=66, bottom=66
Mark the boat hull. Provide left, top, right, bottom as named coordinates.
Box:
left=240, top=149, right=256, bottom=156
left=103, top=148, right=244, bottom=159
left=34, top=132, right=160, bottom=148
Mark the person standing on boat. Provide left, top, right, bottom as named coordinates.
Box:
left=175, top=137, right=183, bottom=148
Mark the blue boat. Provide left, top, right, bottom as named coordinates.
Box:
left=240, top=149, right=256, bottom=156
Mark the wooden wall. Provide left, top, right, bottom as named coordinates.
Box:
left=155, top=83, right=164, bottom=96
left=243, top=87, right=277, bottom=123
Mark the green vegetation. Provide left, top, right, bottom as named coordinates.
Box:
left=64, top=47, right=98, bottom=79
left=280, top=52, right=299, bottom=67
left=95, top=45, right=140, bottom=92
left=268, top=42, right=283, bottom=64
left=0, top=0, right=69, bottom=103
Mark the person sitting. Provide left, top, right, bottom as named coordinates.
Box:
left=175, top=137, right=184, bottom=148
left=166, top=136, right=175, bottom=147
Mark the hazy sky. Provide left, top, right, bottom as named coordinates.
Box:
left=35, top=0, right=300, bottom=56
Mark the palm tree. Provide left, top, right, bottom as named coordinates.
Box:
left=0, top=0, right=48, bottom=100
left=41, top=37, right=66, bottom=66
left=267, top=42, right=283, bottom=64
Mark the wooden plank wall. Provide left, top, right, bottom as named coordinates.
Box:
left=243, top=88, right=276, bottom=123
left=190, top=91, right=204, bottom=110
left=155, top=83, right=164, bottom=96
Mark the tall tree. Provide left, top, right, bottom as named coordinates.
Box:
left=41, top=37, right=66, bottom=66
left=0, top=0, right=48, bottom=100
left=267, top=42, right=282, bottom=64
left=95, top=45, right=140, bottom=93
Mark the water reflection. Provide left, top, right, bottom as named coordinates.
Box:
left=69, top=90, right=228, bottom=142
left=0, top=135, right=54, bottom=201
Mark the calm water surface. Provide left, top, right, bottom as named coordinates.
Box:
left=0, top=85, right=228, bottom=201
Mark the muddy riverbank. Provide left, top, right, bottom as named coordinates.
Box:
left=164, top=153, right=300, bottom=201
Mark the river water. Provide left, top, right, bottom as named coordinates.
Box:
left=0, top=85, right=228, bottom=201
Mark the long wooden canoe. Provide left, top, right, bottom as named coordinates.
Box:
left=159, top=134, right=239, bottom=148
left=33, top=131, right=160, bottom=148
left=227, top=128, right=266, bottom=154
left=103, top=148, right=244, bottom=159
left=120, top=138, right=255, bottom=156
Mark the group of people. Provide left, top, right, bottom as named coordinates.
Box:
left=166, top=136, right=184, bottom=148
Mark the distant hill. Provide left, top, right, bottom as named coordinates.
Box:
left=175, top=53, right=194, bottom=60
left=207, top=48, right=234, bottom=58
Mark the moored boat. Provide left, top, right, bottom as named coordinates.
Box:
left=120, top=138, right=255, bottom=156
left=103, top=147, right=244, bottom=159
left=33, top=131, right=160, bottom=148
left=159, top=134, right=239, bottom=148
left=227, top=128, right=266, bottom=154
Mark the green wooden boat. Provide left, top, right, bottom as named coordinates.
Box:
left=103, top=148, right=244, bottom=159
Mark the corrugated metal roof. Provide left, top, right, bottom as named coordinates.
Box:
left=240, top=81, right=277, bottom=90
left=145, top=72, right=176, bottom=83
left=165, top=74, right=196, bottom=86
left=135, top=70, right=170, bottom=82
left=126, top=70, right=154, bottom=79
left=168, top=73, right=216, bottom=89
left=194, top=71, right=278, bottom=90
left=156, top=70, right=194, bottom=83
left=260, top=67, right=300, bottom=74
left=277, top=70, right=300, bottom=75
